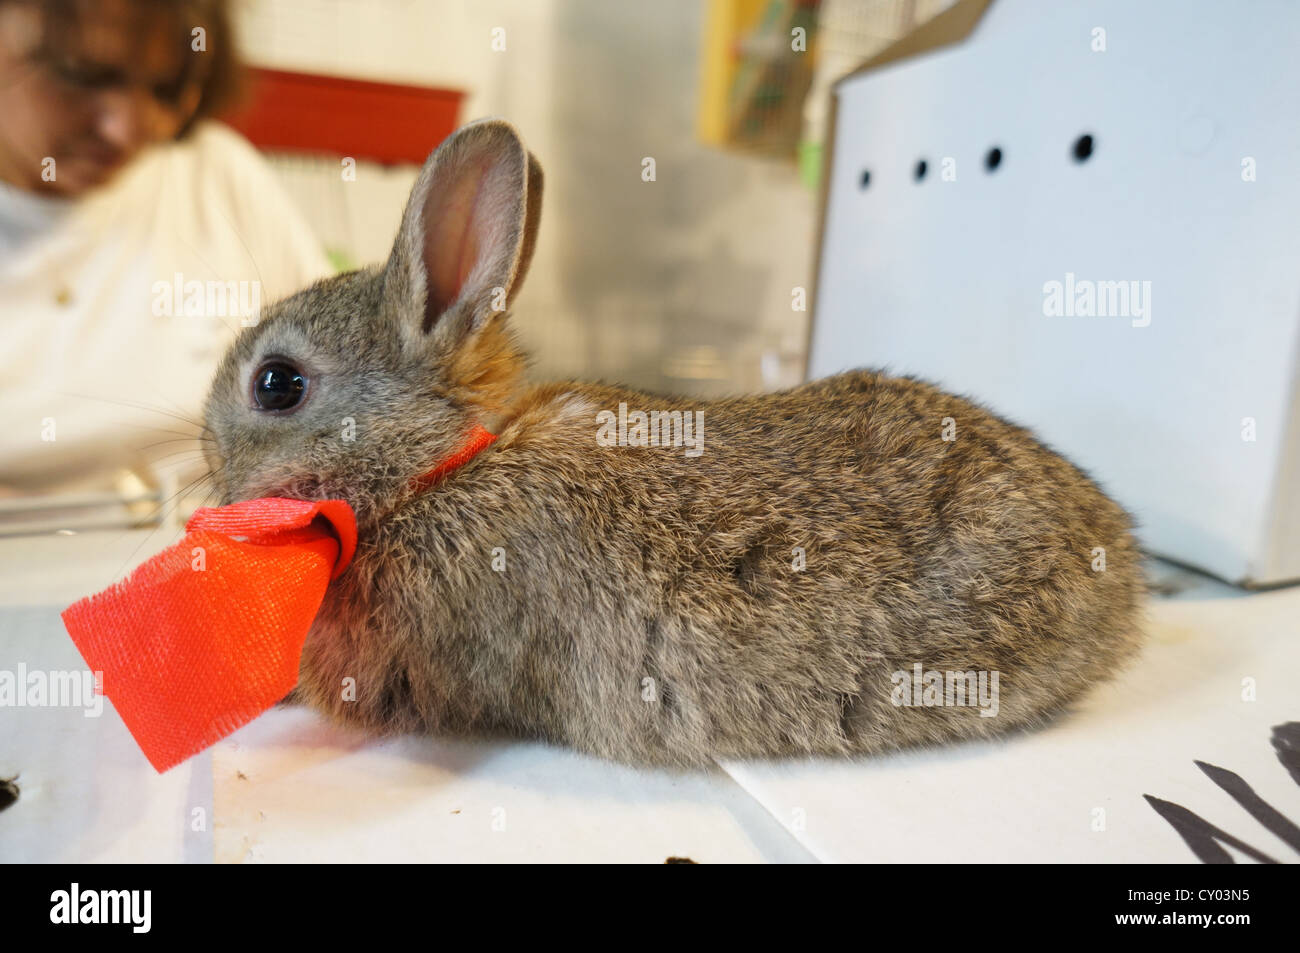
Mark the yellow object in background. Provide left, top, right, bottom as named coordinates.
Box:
left=697, top=0, right=821, bottom=160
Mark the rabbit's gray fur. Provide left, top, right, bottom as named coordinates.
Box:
left=203, top=120, right=1145, bottom=767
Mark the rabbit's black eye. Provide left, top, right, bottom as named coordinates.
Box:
left=252, top=362, right=307, bottom=412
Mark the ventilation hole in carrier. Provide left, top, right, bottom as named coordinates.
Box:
left=1073, top=133, right=1095, bottom=162
left=0, top=776, right=18, bottom=812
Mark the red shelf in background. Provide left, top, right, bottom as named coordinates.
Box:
left=222, top=67, right=464, bottom=165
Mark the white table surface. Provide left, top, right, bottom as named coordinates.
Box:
left=2, top=528, right=1296, bottom=863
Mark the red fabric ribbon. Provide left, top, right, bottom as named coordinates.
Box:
left=409, top=423, right=499, bottom=493
left=61, top=425, right=497, bottom=772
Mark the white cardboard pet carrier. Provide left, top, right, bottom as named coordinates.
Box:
left=807, top=0, right=1300, bottom=587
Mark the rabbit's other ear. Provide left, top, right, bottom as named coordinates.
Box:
left=383, top=119, right=543, bottom=352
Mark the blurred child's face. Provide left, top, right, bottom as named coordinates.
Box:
left=0, top=0, right=203, bottom=195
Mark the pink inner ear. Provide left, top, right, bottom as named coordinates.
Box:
left=422, top=159, right=493, bottom=324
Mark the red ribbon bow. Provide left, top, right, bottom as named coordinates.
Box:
left=61, top=425, right=496, bottom=772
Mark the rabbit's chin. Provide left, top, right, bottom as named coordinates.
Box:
left=235, top=476, right=362, bottom=516
left=231, top=475, right=325, bottom=505
left=228, top=463, right=420, bottom=530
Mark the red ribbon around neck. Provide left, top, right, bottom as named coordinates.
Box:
left=61, top=425, right=497, bottom=772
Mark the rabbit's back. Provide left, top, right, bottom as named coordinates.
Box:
left=302, top=368, right=1145, bottom=766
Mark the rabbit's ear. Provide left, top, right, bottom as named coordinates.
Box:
left=383, top=119, right=543, bottom=351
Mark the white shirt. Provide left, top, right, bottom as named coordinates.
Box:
left=0, top=121, right=332, bottom=500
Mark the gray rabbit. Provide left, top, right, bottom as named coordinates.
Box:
left=201, top=120, right=1145, bottom=767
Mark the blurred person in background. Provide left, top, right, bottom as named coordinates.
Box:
left=0, top=0, right=331, bottom=512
